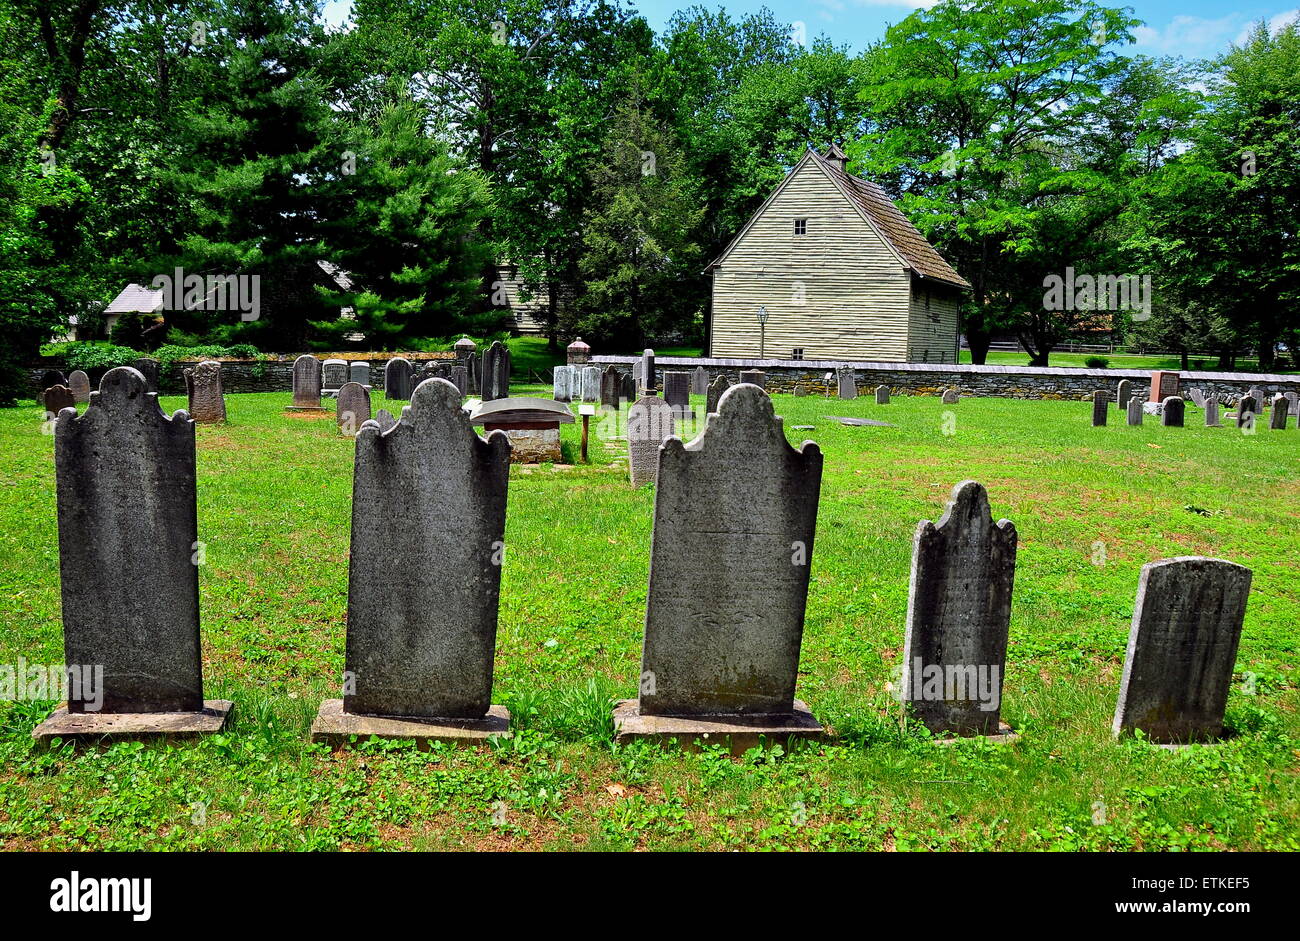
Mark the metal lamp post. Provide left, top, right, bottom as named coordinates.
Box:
left=756, top=306, right=769, bottom=359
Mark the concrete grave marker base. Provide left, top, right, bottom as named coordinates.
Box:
left=612, top=699, right=824, bottom=754
left=931, top=721, right=1018, bottom=745
left=284, top=405, right=328, bottom=412
left=33, top=700, right=232, bottom=744
left=310, top=700, right=510, bottom=747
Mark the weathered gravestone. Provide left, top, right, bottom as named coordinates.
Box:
left=793, top=382, right=806, bottom=396
left=373, top=408, right=397, bottom=433
left=68, top=370, right=91, bottom=404
left=43, top=385, right=75, bottom=417
left=739, top=369, right=766, bottom=388
left=640, top=349, right=656, bottom=396
left=454, top=337, right=478, bottom=395
left=1149, top=370, right=1179, bottom=403
left=706, top=374, right=731, bottom=416
left=311, top=378, right=511, bottom=744
left=1112, top=557, right=1252, bottom=744
left=622, top=373, right=636, bottom=403
left=384, top=357, right=414, bottom=401
left=350, top=362, right=370, bottom=387
left=663, top=371, right=690, bottom=409
left=337, top=381, right=371, bottom=436
left=1091, top=391, right=1108, bottom=426
left=1269, top=394, right=1289, bottom=430
left=1236, top=395, right=1258, bottom=430
left=1189, top=387, right=1206, bottom=408
left=1117, top=379, right=1132, bottom=409
left=322, top=359, right=349, bottom=394
left=1127, top=396, right=1144, bottom=426
left=614, top=384, right=824, bottom=750
left=837, top=367, right=857, bottom=400
left=901, top=480, right=1017, bottom=738
left=184, top=361, right=226, bottom=423
left=580, top=366, right=601, bottom=403
left=1247, top=386, right=1265, bottom=405
left=691, top=366, right=708, bottom=396
left=482, top=341, right=511, bottom=401
left=132, top=358, right=160, bottom=393
left=450, top=365, right=468, bottom=397
left=942, top=388, right=960, bottom=405
left=875, top=385, right=890, bottom=405
left=289, top=355, right=325, bottom=410
left=33, top=367, right=231, bottom=741
left=1161, top=396, right=1184, bottom=427
left=552, top=365, right=574, bottom=402
left=1205, top=400, right=1221, bottom=427
left=1286, top=391, right=1299, bottom=425
left=627, top=396, right=675, bottom=488
left=601, top=366, right=620, bottom=410
left=40, top=369, right=67, bottom=392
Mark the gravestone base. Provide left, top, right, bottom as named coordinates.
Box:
left=285, top=405, right=328, bottom=412
left=484, top=423, right=562, bottom=463
left=32, top=700, right=233, bottom=744
left=612, top=699, right=825, bottom=755
left=931, top=720, right=1018, bottom=745
left=310, top=699, right=510, bottom=747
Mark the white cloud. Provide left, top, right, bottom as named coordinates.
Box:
left=1234, top=9, right=1300, bottom=45
left=1131, top=14, right=1242, bottom=55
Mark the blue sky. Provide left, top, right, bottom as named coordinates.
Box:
left=322, top=1, right=1298, bottom=60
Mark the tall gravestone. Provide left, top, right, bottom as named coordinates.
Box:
left=627, top=396, right=675, bottom=488
left=132, top=358, right=160, bottom=393
left=663, top=371, right=690, bottom=409
left=450, top=365, right=468, bottom=396
left=875, top=385, right=890, bottom=405
left=68, top=370, right=91, bottom=404
left=739, top=369, right=766, bottom=389
left=601, top=366, right=621, bottom=409
left=1112, top=557, right=1251, bottom=744
left=622, top=373, right=636, bottom=403
left=1205, top=400, right=1221, bottom=427
left=384, top=358, right=414, bottom=401
left=454, top=337, right=478, bottom=395
left=691, top=366, right=708, bottom=396
left=290, top=355, right=325, bottom=410
left=1116, top=379, right=1132, bottom=409
left=580, top=365, right=601, bottom=403
left=1285, top=391, right=1298, bottom=425
left=1269, top=394, right=1289, bottom=430
left=640, top=349, right=656, bottom=396
left=1161, top=396, right=1184, bottom=427
left=1126, top=396, right=1143, bottom=426
left=901, top=481, right=1017, bottom=738
left=350, top=362, right=370, bottom=387
left=337, top=381, right=371, bottom=436
left=1236, top=395, right=1257, bottom=429
left=43, top=385, right=75, bottom=417
left=185, top=361, right=226, bottom=423
left=482, top=341, right=510, bottom=401
left=40, top=369, right=67, bottom=393
left=33, top=367, right=231, bottom=740
left=312, top=378, right=511, bottom=744
left=552, top=365, right=574, bottom=402
left=837, top=367, right=857, bottom=400
left=1091, top=391, right=1108, bottom=426
left=614, top=385, right=824, bottom=748
left=706, top=374, right=731, bottom=416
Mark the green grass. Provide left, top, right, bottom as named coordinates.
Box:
left=961, top=350, right=1299, bottom=373
left=0, top=387, right=1296, bottom=851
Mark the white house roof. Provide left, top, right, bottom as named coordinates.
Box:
left=104, top=283, right=164, bottom=314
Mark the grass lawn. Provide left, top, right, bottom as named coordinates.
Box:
left=960, top=350, right=1299, bottom=373
left=0, top=387, right=1296, bottom=851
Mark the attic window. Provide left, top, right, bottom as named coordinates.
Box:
left=794, top=219, right=807, bottom=236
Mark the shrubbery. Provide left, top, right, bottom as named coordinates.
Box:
left=1084, top=356, right=1110, bottom=369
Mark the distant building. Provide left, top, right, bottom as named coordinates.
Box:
left=706, top=145, right=970, bottom=362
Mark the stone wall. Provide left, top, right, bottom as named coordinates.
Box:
left=592, top=355, right=1300, bottom=402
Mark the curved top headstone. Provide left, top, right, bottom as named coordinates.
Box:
left=292, top=354, right=322, bottom=407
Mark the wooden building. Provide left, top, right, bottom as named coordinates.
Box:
left=706, top=145, right=970, bottom=362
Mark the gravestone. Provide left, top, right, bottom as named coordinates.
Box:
left=739, top=369, right=766, bottom=388
left=454, top=337, right=478, bottom=395
left=312, top=378, right=511, bottom=743
left=1286, top=391, right=1299, bottom=424
left=33, top=367, right=230, bottom=741
left=1236, top=395, right=1257, bottom=429
left=640, top=349, right=656, bottom=396
left=1112, top=557, right=1251, bottom=744
left=132, top=358, right=160, bottom=393
left=40, top=369, right=67, bottom=392
left=1117, top=379, right=1132, bottom=409
left=374, top=409, right=397, bottom=433
left=185, top=361, right=226, bottom=424
left=290, top=355, right=325, bottom=410
left=614, top=385, right=824, bottom=748
left=663, top=371, right=690, bottom=409
left=322, top=359, right=348, bottom=393
left=793, top=382, right=806, bottom=396
left=1247, top=386, right=1264, bottom=405
left=601, top=366, right=621, bottom=409
left=417, top=361, right=445, bottom=386
left=942, top=388, right=960, bottom=405
left=1161, top=396, right=1184, bottom=427
left=43, top=385, right=75, bottom=417
left=706, top=374, right=731, bottom=416
left=1126, top=397, right=1143, bottom=426
left=552, top=365, right=574, bottom=402
left=68, top=370, right=91, bottom=404
left=627, top=396, right=675, bottom=488
left=482, top=340, right=510, bottom=401
left=902, top=480, right=1017, bottom=738
left=1149, top=370, right=1179, bottom=403
left=632, top=358, right=645, bottom=392
left=1205, top=400, right=1221, bottom=427
left=337, top=381, right=371, bottom=436
left=384, top=358, right=414, bottom=401
left=1091, top=391, right=1108, bottom=426
left=876, top=385, right=890, bottom=405
left=350, top=362, right=370, bottom=387
left=1189, top=387, right=1206, bottom=408
left=450, top=365, right=468, bottom=396
left=580, top=365, right=601, bottom=403
left=622, top=373, right=637, bottom=403
left=1268, top=394, right=1289, bottom=430
left=691, top=366, right=708, bottom=396
left=836, top=367, right=857, bottom=400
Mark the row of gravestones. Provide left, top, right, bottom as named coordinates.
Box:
left=1095, top=386, right=1297, bottom=430
left=33, top=366, right=1253, bottom=751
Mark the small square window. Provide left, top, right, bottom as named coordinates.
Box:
left=794, top=219, right=807, bottom=236
left=792, top=348, right=804, bottom=360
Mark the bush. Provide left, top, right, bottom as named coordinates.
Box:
left=152, top=343, right=262, bottom=374
left=61, top=342, right=142, bottom=373
left=1084, top=356, right=1110, bottom=369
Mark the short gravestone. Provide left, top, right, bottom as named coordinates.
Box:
left=706, top=374, right=732, bottom=416
left=1236, top=395, right=1257, bottom=429
left=663, top=371, right=690, bottom=409
left=384, top=357, right=414, bottom=400
left=1091, top=391, right=1108, bottom=426
left=185, top=361, right=226, bottom=423
left=68, top=370, right=91, bottom=404
left=33, top=367, right=231, bottom=741
left=1269, top=394, right=1289, bottom=430
left=691, top=366, right=708, bottom=396
left=739, top=369, right=766, bottom=389
left=1189, top=387, right=1206, bottom=409
left=580, top=366, right=600, bottom=403
left=40, top=369, right=67, bottom=392
left=374, top=408, right=397, bottom=433
left=793, top=382, right=806, bottom=396
left=601, top=366, right=620, bottom=409
left=1117, top=379, right=1132, bottom=409
left=1149, top=370, right=1179, bottom=403
left=289, top=355, right=325, bottom=410
left=902, top=480, right=1017, bottom=738
left=312, top=378, right=511, bottom=744
left=552, top=365, right=574, bottom=402
left=1112, top=557, right=1252, bottom=744
left=837, top=367, right=857, bottom=400
left=1126, top=396, right=1143, bottom=426
left=640, top=349, right=656, bottom=396
left=322, top=358, right=349, bottom=394
left=482, top=340, right=510, bottom=401
left=1161, top=396, right=1184, bottom=427
left=1205, top=400, right=1221, bottom=427
left=350, top=362, right=370, bottom=387
left=942, top=388, right=960, bottom=405
left=614, top=384, right=824, bottom=749
left=628, top=396, right=675, bottom=488
left=337, top=381, right=371, bottom=436
left=43, top=385, right=75, bottom=417
left=875, top=385, right=890, bottom=405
